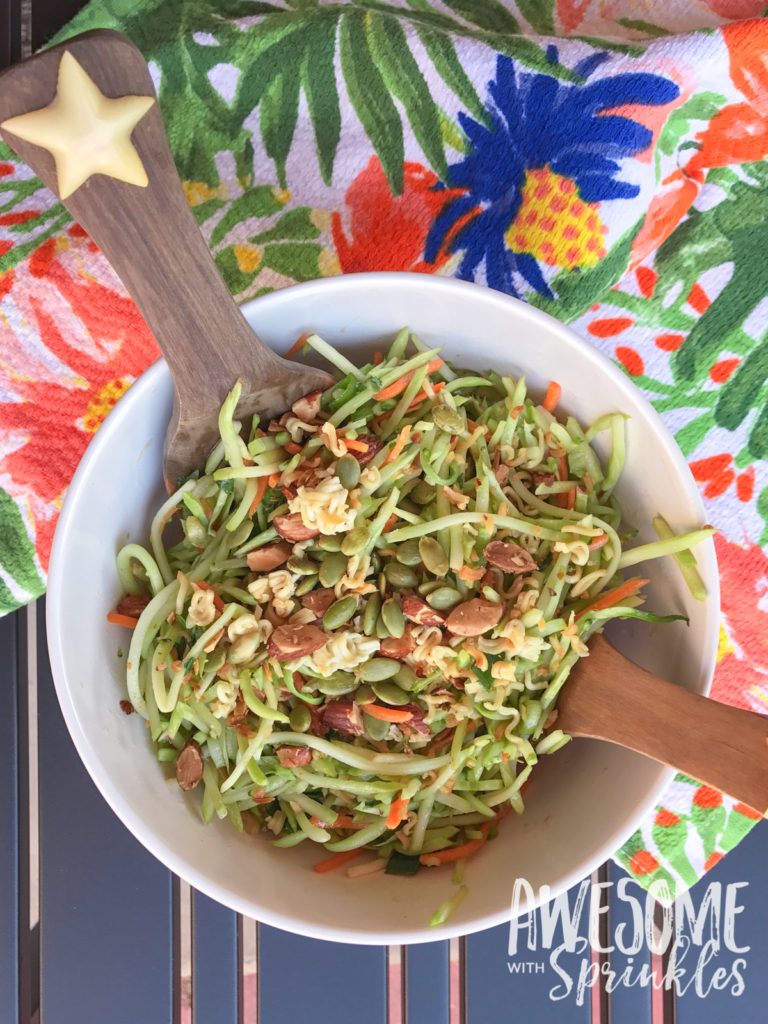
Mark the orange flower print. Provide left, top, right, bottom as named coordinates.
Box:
left=631, top=19, right=768, bottom=267
left=689, top=453, right=753, bottom=501
left=0, top=230, right=158, bottom=568
left=331, top=156, right=462, bottom=274
left=710, top=534, right=768, bottom=712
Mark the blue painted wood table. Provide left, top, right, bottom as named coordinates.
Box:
left=2, top=4, right=767, bottom=1021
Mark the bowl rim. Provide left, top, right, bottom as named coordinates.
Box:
left=46, top=272, right=719, bottom=944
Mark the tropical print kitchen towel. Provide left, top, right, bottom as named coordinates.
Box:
left=1, top=0, right=767, bottom=898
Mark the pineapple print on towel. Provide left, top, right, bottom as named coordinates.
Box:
left=426, top=51, right=680, bottom=297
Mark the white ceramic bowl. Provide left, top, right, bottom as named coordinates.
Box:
left=47, top=273, right=718, bottom=944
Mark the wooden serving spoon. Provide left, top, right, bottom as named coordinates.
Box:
left=558, top=635, right=768, bottom=816
left=0, top=30, right=333, bottom=491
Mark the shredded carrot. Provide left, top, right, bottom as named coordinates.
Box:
left=374, top=358, right=443, bottom=401
left=543, top=381, right=561, bottom=413
left=373, top=351, right=383, bottom=365
left=267, top=472, right=281, bottom=487
left=385, top=424, right=411, bottom=464
left=555, top=455, right=576, bottom=510
left=575, top=578, right=649, bottom=620
left=363, top=704, right=413, bottom=723
left=248, top=476, right=269, bottom=516
left=284, top=441, right=302, bottom=455
left=419, top=817, right=497, bottom=866
left=331, top=815, right=372, bottom=830
left=408, top=380, right=445, bottom=409
left=458, top=565, right=484, bottom=582
left=285, top=333, right=309, bottom=360
left=106, top=612, right=139, bottom=629
left=313, top=849, right=364, bottom=874
left=343, top=438, right=369, bottom=453
left=385, top=794, right=409, bottom=830
left=420, top=835, right=485, bottom=866
left=383, top=512, right=398, bottom=533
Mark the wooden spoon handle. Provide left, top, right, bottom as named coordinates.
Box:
left=562, top=637, right=768, bottom=814
left=0, top=29, right=280, bottom=407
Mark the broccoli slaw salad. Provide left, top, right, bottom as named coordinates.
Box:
left=109, top=329, right=712, bottom=926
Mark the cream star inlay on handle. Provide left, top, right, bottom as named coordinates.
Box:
left=0, top=50, right=154, bottom=199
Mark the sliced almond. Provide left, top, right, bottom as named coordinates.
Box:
left=484, top=540, right=538, bottom=574
left=300, top=587, right=337, bottom=617
left=321, top=700, right=364, bottom=736
left=116, top=593, right=151, bottom=617
left=176, top=739, right=204, bottom=791
left=246, top=542, right=292, bottom=572
left=291, top=390, right=323, bottom=422
left=402, top=596, right=446, bottom=627
left=444, top=598, right=503, bottom=637
left=267, top=623, right=328, bottom=660
left=276, top=745, right=313, bottom=768
left=273, top=513, right=320, bottom=542
left=380, top=626, right=414, bottom=659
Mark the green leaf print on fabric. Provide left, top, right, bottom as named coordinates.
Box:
left=0, top=488, right=44, bottom=607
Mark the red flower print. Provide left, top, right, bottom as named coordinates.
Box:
left=655, top=808, right=681, bottom=827
left=0, top=233, right=158, bottom=568
left=711, top=534, right=768, bottom=712
left=615, top=345, right=644, bottom=376
left=693, top=785, right=723, bottom=809
left=632, top=19, right=768, bottom=267
left=630, top=850, right=659, bottom=875
left=688, top=453, right=753, bottom=502
left=332, top=157, right=462, bottom=274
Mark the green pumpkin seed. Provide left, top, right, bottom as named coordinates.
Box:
left=418, top=579, right=444, bottom=596
left=318, top=535, right=342, bottom=552
left=355, top=684, right=376, bottom=705
left=316, top=671, right=358, bottom=696
left=375, top=614, right=390, bottom=640
left=336, top=454, right=361, bottom=490
left=395, top=539, right=422, bottom=566
left=295, top=573, right=319, bottom=596
left=341, top=527, right=369, bottom=556
left=363, top=712, right=390, bottom=741
left=369, top=551, right=382, bottom=574
left=318, top=551, right=348, bottom=588
left=419, top=536, right=449, bottom=577
left=358, top=658, right=401, bottom=682
left=322, top=595, right=358, bottom=631
left=426, top=586, right=462, bottom=610
left=381, top=598, right=405, bottom=638
left=363, top=593, right=381, bottom=635
left=410, top=481, right=434, bottom=506
left=399, top=498, right=420, bottom=516
left=394, top=664, right=420, bottom=691
left=371, top=680, right=410, bottom=705
left=287, top=555, right=317, bottom=576
left=289, top=704, right=311, bottom=732
left=433, top=407, right=464, bottom=433
left=384, top=562, right=418, bottom=589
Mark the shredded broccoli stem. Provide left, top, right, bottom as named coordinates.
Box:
left=114, top=327, right=714, bottom=924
